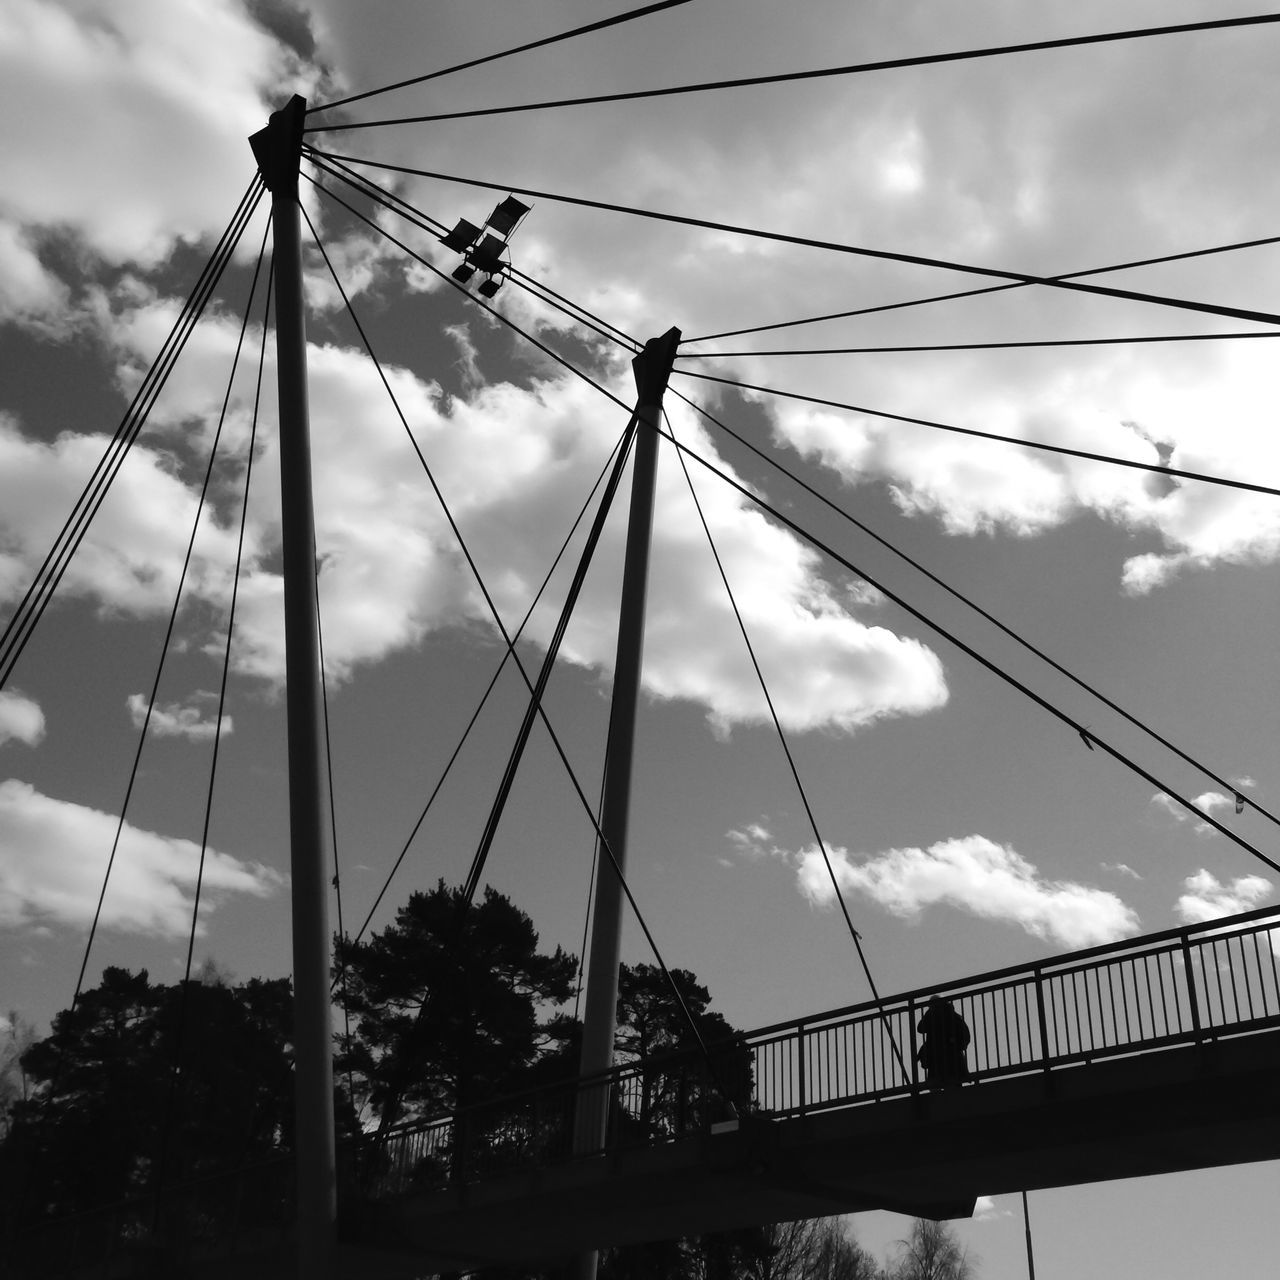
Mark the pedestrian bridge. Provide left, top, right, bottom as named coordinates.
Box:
left=17, top=904, right=1280, bottom=1277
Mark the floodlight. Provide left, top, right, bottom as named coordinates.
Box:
left=477, top=276, right=504, bottom=298
left=485, top=196, right=531, bottom=237
left=467, top=233, right=508, bottom=274
left=451, top=263, right=476, bottom=283
left=439, top=218, right=482, bottom=252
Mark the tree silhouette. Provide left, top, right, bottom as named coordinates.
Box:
left=335, top=880, right=577, bottom=1130
left=1, top=966, right=293, bottom=1223
left=614, top=962, right=752, bottom=1140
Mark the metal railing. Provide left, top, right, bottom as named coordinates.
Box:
left=363, top=905, right=1280, bottom=1197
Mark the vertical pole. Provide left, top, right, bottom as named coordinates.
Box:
left=572, top=327, right=679, bottom=1280
left=1021, top=1190, right=1037, bottom=1280
left=249, top=96, right=337, bottom=1280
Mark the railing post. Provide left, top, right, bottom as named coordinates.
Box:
left=1180, top=933, right=1204, bottom=1040
left=796, top=1023, right=806, bottom=1117
left=1034, top=966, right=1052, bottom=1076
left=908, top=999, right=919, bottom=1092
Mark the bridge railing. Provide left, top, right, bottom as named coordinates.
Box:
left=19, top=905, right=1278, bottom=1258
left=363, top=905, right=1280, bottom=1196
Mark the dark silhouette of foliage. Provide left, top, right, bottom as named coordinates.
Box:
left=613, top=962, right=752, bottom=1140
left=335, top=880, right=578, bottom=1129
left=1, top=966, right=294, bottom=1224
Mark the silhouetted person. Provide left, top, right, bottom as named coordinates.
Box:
left=917, top=996, right=970, bottom=1088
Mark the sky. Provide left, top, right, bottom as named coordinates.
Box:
left=2, top=0, right=1280, bottom=1273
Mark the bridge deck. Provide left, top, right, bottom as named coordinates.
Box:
left=355, top=1027, right=1280, bottom=1270
left=17, top=906, right=1280, bottom=1277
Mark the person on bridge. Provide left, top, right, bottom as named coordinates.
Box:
left=917, top=996, right=971, bottom=1088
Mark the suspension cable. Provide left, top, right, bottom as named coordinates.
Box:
left=69, top=218, right=271, bottom=1012
left=0, top=177, right=265, bottom=692
left=305, top=149, right=640, bottom=351
left=648, top=421, right=1280, bottom=877
left=673, top=369, right=1280, bottom=498
left=301, top=200, right=734, bottom=1090
left=304, top=170, right=631, bottom=416
left=309, top=0, right=692, bottom=116
left=462, top=410, right=638, bottom=903
left=665, top=408, right=908, bottom=1077
left=304, top=13, right=1280, bottom=132
left=157, top=243, right=270, bottom=1205
left=669, top=383, right=1280, bottom=833
left=307, top=167, right=1280, bottom=876
left=680, top=232, right=1280, bottom=344
left=345, top=427, right=633, bottom=950
left=680, top=331, right=1280, bottom=358
left=308, top=149, right=1280, bottom=331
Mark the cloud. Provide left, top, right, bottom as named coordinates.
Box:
left=2, top=301, right=948, bottom=735
left=796, top=834, right=1139, bottom=948
left=0, top=691, right=44, bottom=748
left=9, top=0, right=1280, bottom=596
left=1151, top=789, right=1244, bottom=836
left=126, top=694, right=232, bottom=742
left=1174, top=869, right=1274, bottom=925
left=973, top=1195, right=1012, bottom=1222
left=302, top=0, right=1280, bottom=590
left=1101, top=862, right=1142, bottom=881
left=726, top=822, right=774, bottom=855
left=0, top=779, right=281, bottom=937
left=0, top=0, right=330, bottom=327
left=0, top=411, right=246, bottom=615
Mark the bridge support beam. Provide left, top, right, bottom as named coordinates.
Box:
left=249, top=95, right=338, bottom=1280
left=572, top=328, right=680, bottom=1280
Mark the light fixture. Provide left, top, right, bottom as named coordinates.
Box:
left=477, top=276, right=504, bottom=298
left=466, top=233, right=508, bottom=275
left=439, top=218, right=482, bottom=252
left=485, top=196, right=531, bottom=238
left=451, top=263, right=476, bottom=283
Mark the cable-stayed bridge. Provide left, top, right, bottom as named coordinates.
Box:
left=16, top=903, right=1279, bottom=1276
left=7, top=9, right=1280, bottom=1280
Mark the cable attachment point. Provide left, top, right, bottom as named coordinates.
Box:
left=249, top=95, right=307, bottom=195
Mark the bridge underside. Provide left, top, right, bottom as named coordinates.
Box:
left=348, top=1030, right=1280, bottom=1272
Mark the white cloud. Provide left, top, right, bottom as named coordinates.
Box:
left=1151, top=789, right=1243, bottom=836
left=0, top=691, right=44, bottom=748
left=1174, top=869, right=1274, bottom=925
left=301, top=0, right=1280, bottom=590
left=8, top=0, right=1280, bottom=595
left=0, top=778, right=280, bottom=937
left=0, top=0, right=326, bottom=320
left=0, top=411, right=246, bottom=615
left=126, top=693, right=232, bottom=742
left=726, top=822, right=773, bottom=855
left=1101, top=862, right=1142, bottom=881
left=796, top=834, right=1139, bottom=948
left=1190, top=790, right=1234, bottom=815
left=973, top=1195, right=1012, bottom=1222
left=5, top=303, right=947, bottom=735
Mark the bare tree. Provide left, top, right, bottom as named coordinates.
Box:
left=885, top=1218, right=974, bottom=1280
left=0, top=1011, right=36, bottom=1139
left=730, top=1217, right=880, bottom=1280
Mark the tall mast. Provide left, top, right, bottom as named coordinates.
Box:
left=573, top=327, right=680, bottom=1280
left=249, top=95, right=337, bottom=1280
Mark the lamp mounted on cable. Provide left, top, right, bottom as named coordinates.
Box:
left=439, top=194, right=532, bottom=299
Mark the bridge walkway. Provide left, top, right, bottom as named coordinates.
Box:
left=15, top=905, right=1280, bottom=1276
